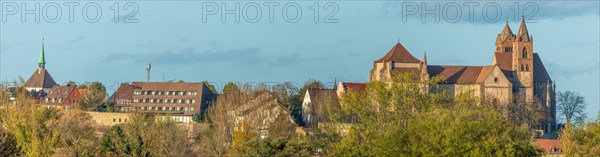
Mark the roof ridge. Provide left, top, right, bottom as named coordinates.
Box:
left=375, top=42, right=421, bottom=63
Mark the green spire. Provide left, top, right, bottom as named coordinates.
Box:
left=39, top=38, right=46, bottom=68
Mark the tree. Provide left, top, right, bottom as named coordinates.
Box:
left=199, top=83, right=280, bottom=156
left=203, top=81, right=217, bottom=93
left=50, top=109, right=97, bottom=157
left=557, top=91, right=587, bottom=123
left=0, top=124, right=20, bottom=156
left=229, top=120, right=255, bottom=155
left=0, top=90, right=59, bottom=157
left=99, top=125, right=130, bottom=156
left=560, top=113, right=600, bottom=156
left=223, top=82, right=240, bottom=94
left=78, top=92, right=103, bottom=111
left=239, top=138, right=311, bottom=157
left=66, top=80, right=77, bottom=87
left=192, top=112, right=202, bottom=123
left=272, top=82, right=303, bottom=125
left=299, top=79, right=325, bottom=97
left=325, top=72, right=540, bottom=156
left=78, top=81, right=107, bottom=111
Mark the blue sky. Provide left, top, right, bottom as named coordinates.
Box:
left=1, top=1, right=599, bottom=118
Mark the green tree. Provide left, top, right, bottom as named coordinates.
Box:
left=325, top=72, right=540, bottom=156
left=223, top=82, right=240, bottom=94
left=78, top=81, right=107, bottom=111
left=192, top=112, right=202, bottom=123
left=66, top=80, right=77, bottom=87
left=240, top=138, right=311, bottom=157
left=560, top=113, right=600, bottom=156
left=99, top=125, right=130, bottom=156
left=0, top=91, right=59, bottom=157
left=0, top=125, right=20, bottom=156
left=203, top=81, right=217, bottom=93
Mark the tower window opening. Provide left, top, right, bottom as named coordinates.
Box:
left=526, top=64, right=530, bottom=71
left=521, top=65, right=525, bottom=71
left=522, top=48, right=528, bottom=58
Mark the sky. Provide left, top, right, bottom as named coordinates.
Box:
left=1, top=1, right=599, bottom=118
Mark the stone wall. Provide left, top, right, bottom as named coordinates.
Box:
left=86, top=112, right=131, bottom=127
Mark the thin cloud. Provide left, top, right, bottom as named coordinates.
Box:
left=546, top=62, right=600, bottom=78
left=102, top=47, right=264, bottom=65
left=67, top=36, right=86, bottom=44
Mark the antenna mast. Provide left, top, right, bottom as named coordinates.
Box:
left=146, top=64, right=151, bottom=82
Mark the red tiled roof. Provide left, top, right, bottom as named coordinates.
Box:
left=534, top=139, right=563, bottom=155
left=113, top=83, right=138, bottom=102
left=375, top=42, right=421, bottom=63
left=427, top=65, right=496, bottom=84
left=341, top=82, right=366, bottom=92
left=24, top=68, right=57, bottom=89
left=45, top=86, right=75, bottom=99
left=494, top=52, right=513, bottom=71
left=131, top=82, right=205, bottom=92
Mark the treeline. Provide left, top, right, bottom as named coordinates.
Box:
left=1, top=74, right=599, bottom=156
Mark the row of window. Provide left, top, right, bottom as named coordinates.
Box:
left=45, top=98, right=63, bottom=103
left=140, top=106, right=194, bottom=112
left=118, top=106, right=194, bottom=112
left=133, top=91, right=198, bottom=96
left=520, top=64, right=530, bottom=72
left=133, top=99, right=196, bottom=104
left=503, top=47, right=528, bottom=59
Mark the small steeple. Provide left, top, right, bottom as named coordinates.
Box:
left=421, top=51, right=428, bottom=75
left=517, top=16, right=530, bottom=42
left=497, top=20, right=514, bottom=43
left=423, top=51, right=427, bottom=64
left=38, top=38, right=46, bottom=68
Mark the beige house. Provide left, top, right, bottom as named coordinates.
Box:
left=369, top=17, right=556, bottom=132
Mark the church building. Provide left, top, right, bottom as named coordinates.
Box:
left=24, top=39, right=58, bottom=99
left=370, top=17, right=556, bottom=132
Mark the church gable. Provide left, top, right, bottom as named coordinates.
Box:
left=481, top=66, right=512, bottom=87
left=24, top=68, right=58, bottom=89
left=375, top=42, right=421, bottom=63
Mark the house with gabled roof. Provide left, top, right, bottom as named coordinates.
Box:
left=40, top=85, right=84, bottom=110
left=369, top=17, right=556, bottom=133
left=24, top=39, right=58, bottom=99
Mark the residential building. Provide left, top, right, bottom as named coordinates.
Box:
left=112, top=82, right=215, bottom=123
left=40, top=85, right=84, bottom=110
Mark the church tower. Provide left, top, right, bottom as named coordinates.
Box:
left=24, top=39, right=57, bottom=96
left=512, top=17, right=534, bottom=101
left=495, top=21, right=515, bottom=53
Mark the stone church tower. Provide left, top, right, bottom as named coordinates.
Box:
left=370, top=16, right=557, bottom=132
left=496, top=17, right=535, bottom=102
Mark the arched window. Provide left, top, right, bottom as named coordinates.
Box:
left=522, top=48, right=527, bottom=58
left=526, top=64, right=530, bottom=71
left=520, top=64, right=525, bottom=71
